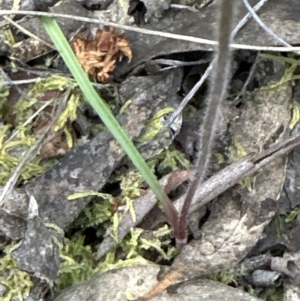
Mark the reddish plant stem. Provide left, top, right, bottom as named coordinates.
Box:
left=176, top=0, right=239, bottom=245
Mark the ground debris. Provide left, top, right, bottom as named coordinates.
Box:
left=1, top=1, right=300, bottom=300
left=52, top=265, right=264, bottom=301
left=72, top=27, right=132, bottom=82
left=138, top=57, right=293, bottom=300
left=24, top=68, right=182, bottom=231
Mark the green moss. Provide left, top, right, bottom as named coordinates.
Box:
left=212, top=151, right=225, bottom=164
left=231, top=136, right=247, bottom=159
left=147, top=146, right=190, bottom=173
left=95, top=225, right=174, bottom=274
left=0, top=75, right=9, bottom=116
left=0, top=75, right=84, bottom=185
left=57, top=214, right=174, bottom=291
left=119, top=169, right=144, bottom=200
left=55, top=92, right=81, bottom=132
left=55, top=120, right=189, bottom=291
left=72, top=195, right=114, bottom=230
left=3, top=28, right=15, bottom=47
left=139, top=226, right=176, bottom=261
left=56, top=228, right=154, bottom=291
left=259, top=286, right=284, bottom=301
left=123, top=228, right=144, bottom=259
left=56, top=236, right=94, bottom=291
left=285, top=206, right=300, bottom=223
left=289, top=102, right=300, bottom=129
left=0, top=124, right=44, bottom=185
left=206, top=268, right=238, bottom=286
left=258, top=53, right=300, bottom=90
left=136, top=107, right=175, bottom=142
left=239, top=177, right=253, bottom=191
left=207, top=267, right=284, bottom=301
left=0, top=244, right=33, bottom=301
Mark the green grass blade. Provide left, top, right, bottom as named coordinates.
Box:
left=39, top=16, right=178, bottom=224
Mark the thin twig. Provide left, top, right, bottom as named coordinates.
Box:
left=0, top=9, right=300, bottom=52
left=3, top=15, right=55, bottom=49
left=0, top=67, right=32, bottom=101
left=0, top=78, right=40, bottom=85
left=162, top=0, right=269, bottom=132
left=242, top=0, right=299, bottom=54
left=231, top=0, right=269, bottom=37
left=162, top=63, right=213, bottom=132
left=6, top=99, right=54, bottom=143
left=154, top=58, right=211, bottom=67
left=0, top=78, right=115, bottom=90
left=170, top=4, right=199, bottom=12
left=232, top=53, right=259, bottom=104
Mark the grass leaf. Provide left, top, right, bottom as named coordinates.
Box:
left=39, top=17, right=179, bottom=227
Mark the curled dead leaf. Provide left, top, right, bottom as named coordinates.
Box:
left=34, top=115, right=75, bottom=158
left=72, top=27, right=132, bottom=82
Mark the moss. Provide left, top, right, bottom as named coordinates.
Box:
left=0, top=244, right=33, bottom=301
left=55, top=92, right=81, bottom=132
left=139, top=226, right=176, bottom=261
left=71, top=194, right=114, bottom=230
left=230, top=137, right=255, bottom=190
left=3, top=28, right=15, bottom=47
left=0, top=124, right=44, bottom=185
left=259, top=286, right=284, bottom=301
left=56, top=228, right=154, bottom=291
left=54, top=107, right=190, bottom=291
left=0, top=74, right=9, bottom=115
left=56, top=168, right=179, bottom=290
left=207, top=267, right=285, bottom=301
left=0, top=75, right=84, bottom=185
left=258, top=53, right=300, bottom=90
left=147, top=146, right=190, bottom=173
left=289, top=102, right=300, bottom=129
left=239, top=177, right=254, bottom=191
left=136, top=107, right=175, bottom=142
left=285, top=206, right=300, bottom=223
left=206, top=268, right=238, bottom=286
left=56, top=236, right=94, bottom=291
left=95, top=226, right=174, bottom=274
left=123, top=228, right=144, bottom=259
left=231, top=136, right=247, bottom=159
left=0, top=74, right=92, bottom=296
left=212, top=151, right=225, bottom=164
